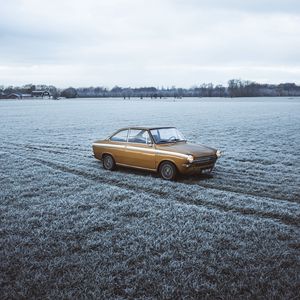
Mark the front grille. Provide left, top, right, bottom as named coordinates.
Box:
left=193, top=155, right=216, bottom=165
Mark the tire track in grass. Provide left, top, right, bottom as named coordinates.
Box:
left=0, top=143, right=93, bottom=160
left=190, top=181, right=300, bottom=203
left=184, top=163, right=300, bottom=203
left=85, top=158, right=300, bottom=205
left=24, top=156, right=300, bottom=227
left=1, top=143, right=300, bottom=203
left=24, top=143, right=89, bottom=152
left=3, top=141, right=298, bottom=204
left=90, top=162, right=300, bottom=204
left=0, top=141, right=89, bottom=154
left=6, top=143, right=300, bottom=202
left=22, top=144, right=93, bottom=159
left=3, top=142, right=300, bottom=226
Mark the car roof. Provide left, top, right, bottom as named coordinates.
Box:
left=118, top=126, right=176, bottom=131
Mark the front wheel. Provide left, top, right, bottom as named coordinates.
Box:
left=102, top=154, right=116, bottom=171
left=159, top=161, right=177, bottom=180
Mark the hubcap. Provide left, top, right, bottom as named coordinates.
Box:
left=162, top=165, right=173, bottom=179
left=104, top=156, right=113, bottom=169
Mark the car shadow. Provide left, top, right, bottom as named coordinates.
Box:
left=110, top=164, right=214, bottom=183
left=179, top=173, right=214, bottom=182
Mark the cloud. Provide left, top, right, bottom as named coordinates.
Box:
left=0, top=0, right=299, bottom=87
left=172, top=0, right=300, bottom=14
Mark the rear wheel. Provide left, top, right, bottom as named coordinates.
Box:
left=159, top=161, right=177, bottom=180
left=102, top=154, right=116, bottom=171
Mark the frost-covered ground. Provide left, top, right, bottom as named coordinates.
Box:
left=1, top=97, right=300, bottom=299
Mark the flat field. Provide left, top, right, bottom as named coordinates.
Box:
left=1, top=97, right=300, bottom=299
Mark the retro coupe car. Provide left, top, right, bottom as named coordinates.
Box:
left=92, top=127, right=221, bottom=180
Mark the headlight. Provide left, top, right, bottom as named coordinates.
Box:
left=187, top=155, right=194, bottom=163
left=216, top=150, right=221, bottom=157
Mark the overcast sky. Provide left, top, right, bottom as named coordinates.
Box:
left=1, top=0, right=300, bottom=88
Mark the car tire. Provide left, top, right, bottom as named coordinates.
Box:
left=102, top=154, right=116, bottom=171
left=159, top=161, right=177, bottom=180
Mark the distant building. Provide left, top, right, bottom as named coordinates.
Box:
left=6, top=93, right=21, bottom=99
left=5, top=93, right=32, bottom=99
left=21, top=94, right=32, bottom=99
left=31, top=90, right=51, bottom=98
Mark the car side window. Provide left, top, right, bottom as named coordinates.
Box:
left=150, top=129, right=159, bottom=143
left=110, top=129, right=128, bottom=142
left=128, top=129, right=151, bottom=144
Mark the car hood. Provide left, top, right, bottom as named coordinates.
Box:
left=156, top=142, right=216, bottom=157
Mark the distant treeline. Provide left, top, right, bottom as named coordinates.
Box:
left=1, top=80, right=300, bottom=99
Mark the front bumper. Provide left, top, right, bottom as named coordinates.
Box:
left=181, top=155, right=217, bottom=174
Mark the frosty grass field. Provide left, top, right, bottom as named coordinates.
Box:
left=1, top=97, right=300, bottom=299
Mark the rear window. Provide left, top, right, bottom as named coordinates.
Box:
left=110, top=129, right=128, bottom=142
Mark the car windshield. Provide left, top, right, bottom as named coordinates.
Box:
left=150, top=128, right=186, bottom=144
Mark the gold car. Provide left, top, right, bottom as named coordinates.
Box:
left=92, top=127, right=221, bottom=180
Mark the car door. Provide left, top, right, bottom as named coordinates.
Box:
left=109, top=129, right=129, bottom=164
left=126, top=129, right=156, bottom=170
